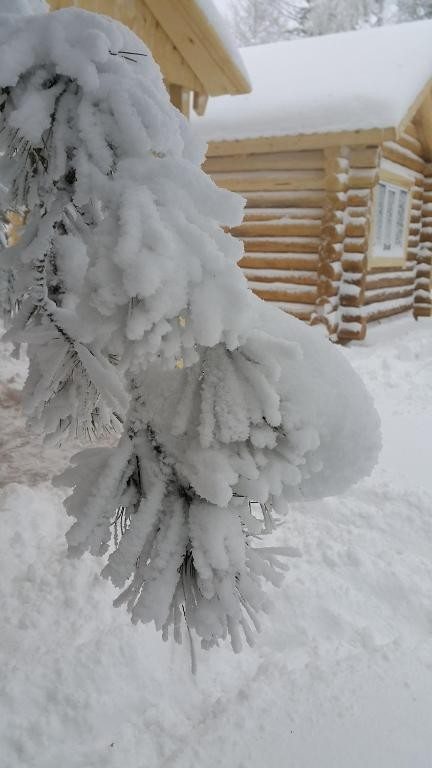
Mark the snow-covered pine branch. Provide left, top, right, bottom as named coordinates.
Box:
left=0, top=7, right=380, bottom=653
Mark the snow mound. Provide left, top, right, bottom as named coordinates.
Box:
left=193, top=20, right=432, bottom=141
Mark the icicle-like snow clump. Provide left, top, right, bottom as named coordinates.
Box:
left=0, top=8, right=380, bottom=652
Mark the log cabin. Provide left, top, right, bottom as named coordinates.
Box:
left=195, top=21, right=432, bottom=341
left=48, top=0, right=251, bottom=115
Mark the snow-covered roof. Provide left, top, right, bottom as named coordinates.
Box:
left=193, top=0, right=251, bottom=89
left=142, top=0, right=251, bottom=97
left=193, top=21, right=432, bottom=142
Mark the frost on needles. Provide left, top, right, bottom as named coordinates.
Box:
left=0, top=7, right=381, bottom=653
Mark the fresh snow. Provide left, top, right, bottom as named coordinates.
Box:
left=0, top=7, right=380, bottom=651
left=192, top=20, right=432, bottom=142
left=193, top=0, right=250, bottom=87
left=1, top=315, right=432, bottom=767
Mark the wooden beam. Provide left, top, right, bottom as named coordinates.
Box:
left=170, top=85, right=190, bottom=117
left=414, top=89, right=432, bottom=162
left=193, top=91, right=209, bottom=117
left=206, top=127, right=397, bottom=157
left=145, top=0, right=250, bottom=96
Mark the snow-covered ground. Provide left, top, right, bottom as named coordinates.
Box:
left=1, top=315, right=431, bottom=768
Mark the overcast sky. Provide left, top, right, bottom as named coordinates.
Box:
left=213, top=0, right=232, bottom=18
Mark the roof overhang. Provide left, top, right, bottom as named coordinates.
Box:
left=206, top=79, right=432, bottom=157
left=145, top=0, right=251, bottom=97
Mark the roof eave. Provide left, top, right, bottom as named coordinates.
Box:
left=144, top=0, right=251, bottom=96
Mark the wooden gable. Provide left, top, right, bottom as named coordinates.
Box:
left=49, top=0, right=250, bottom=116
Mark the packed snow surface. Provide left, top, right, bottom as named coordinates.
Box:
left=193, top=20, right=432, bottom=141
left=1, top=315, right=431, bottom=767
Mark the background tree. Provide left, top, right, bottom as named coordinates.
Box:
left=397, top=0, right=432, bottom=20
left=303, top=0, right=372, bottom=35
left=0, top=6, right=380, bottom=654
left=230, top=0, right=307, bottom=44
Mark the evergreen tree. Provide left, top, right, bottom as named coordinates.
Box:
left=397, top=0, right=432, bottom=20
left=303, top=0, right=372, bottom=35
left=0, top=7, right=380, bottom=652
left=230, top=0, right=306, bottom=45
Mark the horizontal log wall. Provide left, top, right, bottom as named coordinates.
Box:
left=205, top=124, right=431, bottom=338
left=203, top=149, right=326, bottom=322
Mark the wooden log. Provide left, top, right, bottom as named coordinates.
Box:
left=243, top=270, right=318, bottom=286
left=346, top=221, right=368, bottom=238
left=231, top=220, right=322, bottom=238
left=364, top=287, right=413, bottom=305
left=277, top=305, right=315, bottom=321
left=239, top=254, right=319, bottom=270
left=338, top=321, right=367, bottom=341
left=366, top=276, right=415, bottom=290
left=366, top=302, right=413, bottom=323
left=320, top=241, right=344, bottom=261
left=251, top=286, right=317, bottom=304
left=349, top=147, right=381, bottom=168
left=203, top=150, right=325, bottom=174
left=243, top=237, right=320, bottom=254
left=404, top=122, right=420, bottom=140
left=348, top=170, right=379, bottom=189
left=344, top=237, right=368, bottom=253
left=206, top=126, right=397, bottom=157
left=367, top=264, right=416, bottom=274
left=414, top=305, right=432, bottom=317
left=347, top=191, right=372, bottom=207
left=244, top=191, right=326, bottom=208
left=342, top=255, right=367, bottom=272
left=212, top=170, right=326, bottom=192
left=243, top=207, right=323, bottom=222
left=397, top=133, right=423, bottom=158
left=382, top=143, right=425, bottom=174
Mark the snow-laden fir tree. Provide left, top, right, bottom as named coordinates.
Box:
left=0, top=7, right=380, bottom=653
